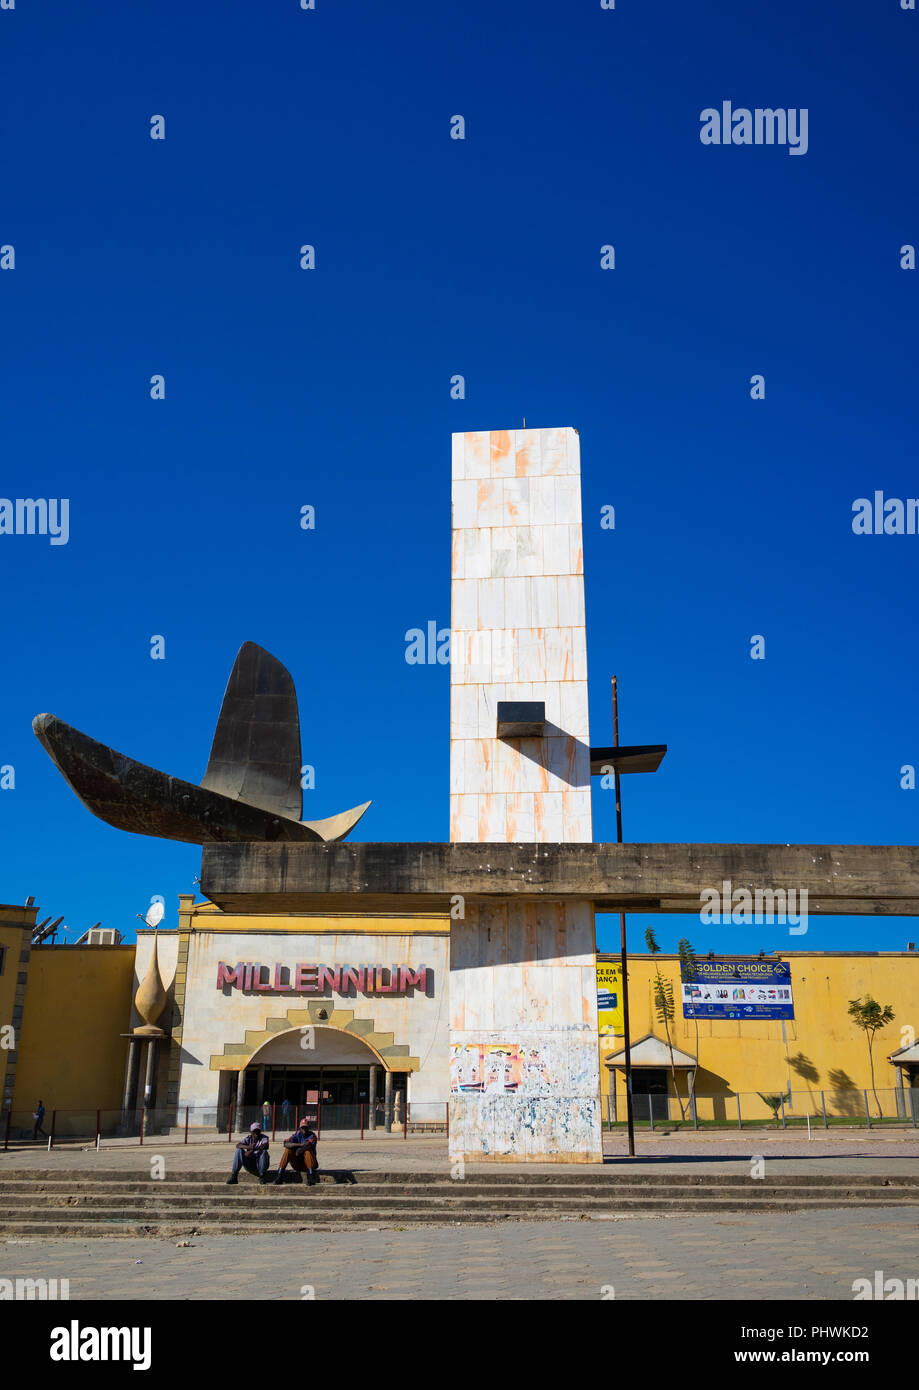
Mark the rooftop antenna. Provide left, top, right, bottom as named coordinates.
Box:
left=138, top=901, right=165, bottom=932
left=32, top=915, right=63, bottom=945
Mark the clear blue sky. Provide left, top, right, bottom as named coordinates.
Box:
left=1, top=0, right=915, bottom=955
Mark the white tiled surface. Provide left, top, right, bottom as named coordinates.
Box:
left=450, top=426, right=592, bottom=845
left=447, top=427, right=602, bottom=1162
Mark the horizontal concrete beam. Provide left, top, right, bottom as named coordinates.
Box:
left=200, top=842, right=919, bottom=916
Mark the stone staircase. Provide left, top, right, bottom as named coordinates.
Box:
left=1, top=1170, right=918, bottom=1236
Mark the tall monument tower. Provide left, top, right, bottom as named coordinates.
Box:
left=449, top=427, right=603, bottom=1162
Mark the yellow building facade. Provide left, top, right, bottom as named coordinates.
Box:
left=598, top=951, right=919, bottom=1124
left=3, top=894, right=918, bottom=1135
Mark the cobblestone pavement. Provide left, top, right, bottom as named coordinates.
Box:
left=1, top=1131, right=917, bottom=1175
left=2, top=1208, right=917, bottom=1299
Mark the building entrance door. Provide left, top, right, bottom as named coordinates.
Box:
left=253, top=1065, right=373, bottom=1131
left=631, top=1068, right=671, bottom=1124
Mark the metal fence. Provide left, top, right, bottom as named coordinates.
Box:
left=605, top=1086, right=919, bottom=1130
left=2, top=1099, right=451, bottom=1148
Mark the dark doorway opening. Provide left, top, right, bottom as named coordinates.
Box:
left=631, top=1067, right=671, bottom=1123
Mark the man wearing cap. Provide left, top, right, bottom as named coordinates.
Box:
left=272, top=1120, right=319, bottom=1187
left=227, top=1122, right=271, bottom=1184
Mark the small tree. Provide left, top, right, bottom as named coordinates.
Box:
left=678, top=937, right=701, bottom=1112
left=757, top=1093, right=784, bottom=1125
left=645, top=927, right=686, bottom=1120
left=848, top=996, right=895, bottom=1118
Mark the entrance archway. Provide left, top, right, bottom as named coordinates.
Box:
left=210, top=1004, right=420, bottom=1132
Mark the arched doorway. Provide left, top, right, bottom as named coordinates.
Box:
left=246, top=1026, right=397, bottom=1130
left=215, top=1025, right=409, bottom=1132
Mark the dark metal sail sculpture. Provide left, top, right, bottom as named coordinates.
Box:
left=33, top=642, right=370, bottom=845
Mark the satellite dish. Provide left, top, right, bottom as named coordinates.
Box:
left=144, top=902, right=165, bottom=929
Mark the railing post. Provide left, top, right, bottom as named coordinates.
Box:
left=780, top=1096, right=786, bottom=1129
left=691, top=1093, right=698, bottom=1130
left=649, top=1099, right=654, bottom=1132
left=96, top=1109, right=101, bottom=1148
left=271, top=1101, right=276, bottom=1142
left=403, top=1099, right=408, bottom=1140
left=910, top=1088, right=918, bottom=1130
left=316, top=1095, right=322, bottom=1140
left=3, top=1106, right=10, bottom=1152
left=864, top=1090, right=872, bottom=1130
left=184, top=1106, right=189, bottom=1145
left=821, top=1090, right=828, bottom=1128
left=360, top=1103, right=364, bottom=1141
left=228, top=1101, right=234, bottom=1141
left=736, top=1094, right=742, bottom=1130
left=138, top=1108, right=144, bottom=1147
left=49, top=1109, right=56, bottom=1150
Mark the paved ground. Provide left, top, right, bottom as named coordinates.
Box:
left=2, top=1130, right=917, bottom=1175
left=1, top=1208, right=917, bottom=1299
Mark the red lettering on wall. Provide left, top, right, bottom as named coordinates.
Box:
left=317, top=966, right=341, bottom=993
left=216, top=961, right=244, bottom=990
left=295, top=964, right=319, bottom=992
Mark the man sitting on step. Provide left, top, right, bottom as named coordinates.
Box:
left=227, top=1122, right=271, bottom=1185
left=273, top=1120, right=319, bottom=1186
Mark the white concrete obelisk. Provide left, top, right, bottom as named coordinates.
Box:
left=448, top=427, right=603, bottom=1162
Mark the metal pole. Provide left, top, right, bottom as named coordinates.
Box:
left=691, top=1092, right=698, bottom=1130
left=612, top=676, right=635, bottom=1159
left=96, top=1109, right=101, bottom=1148
left=138, top=1107, right=144, bottom=1147
left=736, top=1093, right=742, bottom=1130
left=403, top=1095, right=408, bottom=1140
left=910, top=1088, right=918, bottom=1130
left=360, top=1103, right=364, bottom=1142
left=3, top=1106, right=10, bottom=1152
left=864, top=1089, right=872, bottom=1130
left=184, top=1106, right=189, bottom=1145
left=780, top=1096, right=786, bottom=1129
left=272, top=1101, right=276, bottom=1141
left=49, top=1109, right=56, bottom=1150
left=821, top=1090, right=828, bottom=1128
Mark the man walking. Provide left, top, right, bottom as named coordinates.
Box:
left=227, top=1121, right=271, bottom=1184
left=32, top=1100, right=46, bottom=1141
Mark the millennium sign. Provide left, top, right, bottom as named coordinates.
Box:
left=216, top=961, right=431, bottom=997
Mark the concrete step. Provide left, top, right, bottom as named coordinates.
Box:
left=4, top=1169, right=919, bottom=1188
left=1, top=1169, right=916, bottom=1235
left=1, top=1174, right=917, bottom=1194
left=2, top=1200, right=919, bottom=1238
left=2, top=1195, right=918, bottom=1221
left=1, top=1184, right=916, bottom=1207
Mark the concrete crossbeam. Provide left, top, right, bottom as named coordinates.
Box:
left=200, top=841, right=919, bottom=917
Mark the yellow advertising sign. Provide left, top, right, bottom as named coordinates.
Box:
left=597, top=962, right=623, bottom=1035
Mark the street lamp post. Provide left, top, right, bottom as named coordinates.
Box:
left=601, top=676, right=668, bottom=1159
left=612, top=677, right=636, bottom=1157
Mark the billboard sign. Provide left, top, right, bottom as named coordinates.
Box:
left=597, top=962, right=624, bottom=1034
left=681, top=957, right=794, bottom=1020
